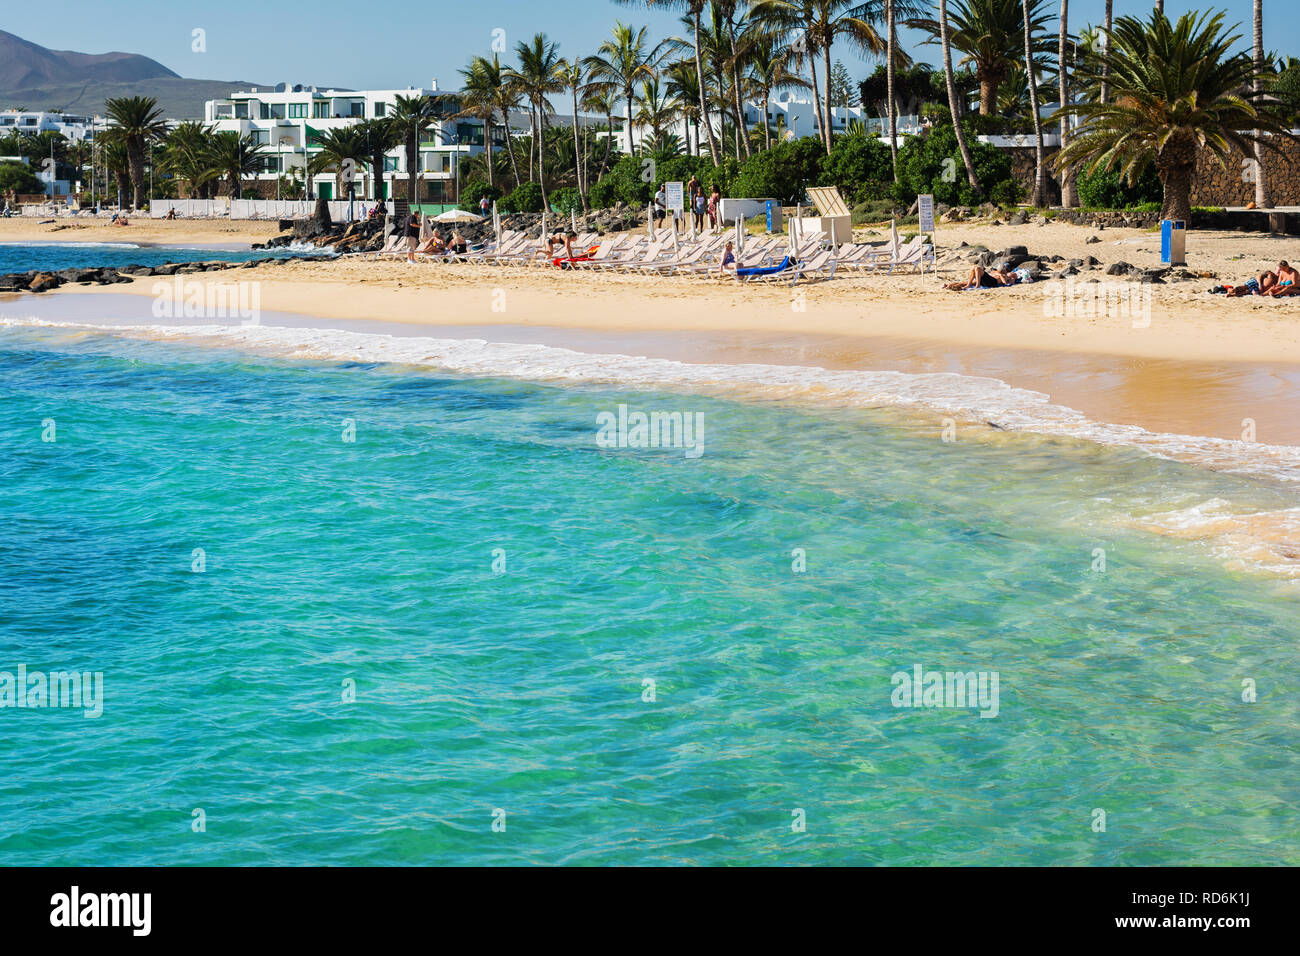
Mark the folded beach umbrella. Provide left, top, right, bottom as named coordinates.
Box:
left=735, top=215, right=744, bottom=255
left=670, top=214, right=679, bottom=255
left=647, top=204, right=656, bottom=241
left=571, top=210, right=578, bottom=234
left=890, top=218, right=900, bottom=254
left=492, top=201, right=501, bottom=246
left=419, top=211, right=432, bottom=243
left=541, top=207, right=548, bottom=240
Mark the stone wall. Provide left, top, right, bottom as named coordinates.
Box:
left=995, top=136, right=1300, bottom=208
left=1190, top=136, right=1300, bottom=206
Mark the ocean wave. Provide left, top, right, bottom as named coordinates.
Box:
left=3, top=315, right=1299, bottom=488
left=0, top=241, right=143, bottom=249
left=1125, top=499, right=1300, bottom=579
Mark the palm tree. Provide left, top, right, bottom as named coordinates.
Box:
left=389, top=93, right=440, bottom=204
left=355, top=118, right=398, bottom=202
left=1056, top=10, right=1298, bottom=221
left=160, top=121, right=218, bottom=198
left=98, top=129, right=132, bottom=206
left=509, top=33, right=566, bottom=206
left=587, top=23, right=663, bottom=157
left=635, top=76, right=684, bottom=152
left=1253, top=0, right=1270, bottom=208
left=911, top=0, right=1052, bottom=116
left=743, top=34, right=810, bottom=149
left=619, top=0, right=722, bottom=164
left=206, top=131, right=265, bottom=199
left=583, top=87, right=621, bottom=181
left=716, top=0, right=753, bottom=158
left=309, top=126, right=369, bottom=202
left=1100, top=0, right=1112, bottom=103
left=457, top=59, right=503, bottom=189
left=1058, top=0, right=1076, bottom=206
left=560, top=57, right=591, bottom=210
left=104, top=95, right=168, bottom=208
left=938, top=0, right=980, bottom=189
left=1022, top=0, right=1046, bottom=205
left=752, top=0, right=885, bottom=152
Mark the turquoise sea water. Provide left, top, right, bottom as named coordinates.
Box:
left=0, top=241, right=329, bottom=275
left=0, top=323, right=1297, bottom=866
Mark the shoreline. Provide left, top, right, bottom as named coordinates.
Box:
left=18, top=257, right=1300, bottom=451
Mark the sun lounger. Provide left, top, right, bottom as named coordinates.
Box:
left=788, top=249, right=838, bottom=283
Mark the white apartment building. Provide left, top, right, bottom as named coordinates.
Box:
left=204, top=82, right=501, bottom=201
left=613, top=92, right=885, bottom=154
left=0, top=110, right=98, bottom=143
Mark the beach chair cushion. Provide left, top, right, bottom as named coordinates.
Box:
left=737, top=256, right=792, bottom=278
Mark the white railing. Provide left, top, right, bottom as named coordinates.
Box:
left=151, top=198, right=366, bottom=221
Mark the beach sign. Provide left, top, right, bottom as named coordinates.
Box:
left=918, top=194, right=935, bottom=234
left=666, top=181, right=684, bottom=215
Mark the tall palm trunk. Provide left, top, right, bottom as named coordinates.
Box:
left=127, top=136, right=145, bottom=208
left=809, top=55, right=827, bottom=149
left=694, top=10, right=721, bottom=163
left=1058, top=0, right=1076, bottom=206
left=406, top=136, right=418, bottom=203
left=1023, top=0, right=1046, bottom=205
left=626, top=92, right=636, bottom=155
left=823, top=44, right=835, bottom=153
left=501, top=109, right=523, bottom=189
left=371, top=147, right=386, bottom=201
left=571, top=86, right=586, bottom=211
left=1253, top=0, right=1270, bottom=208
left=726, top=19, right=751, bottom=158
left=763, top=93, right=772, bottom=149
left=939, top=0, right=980, bottom=190
left=535, top=106, right=548, bottom=209
left=600, top=107, right=614, bottom=179
left=887, top=1, right=899, bottom=181
left=1100, top=0, right=1112, bottom=103
left=482, top=119, right=494, bottom=188
left=527, top=107, right=537, bottom=181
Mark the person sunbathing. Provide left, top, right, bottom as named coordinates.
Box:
left=1222, top=270, right=1277, bottom=296
left=945, top=265, right=1017, bottom=290
left=1266, top=261, right=1300, bottom=297
left=449, top=230, right=468, bottom=255
left=715, top=240, right=737, bottom=276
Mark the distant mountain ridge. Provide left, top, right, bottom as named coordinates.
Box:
left=0, top=29, right=179, bottom=88
left=0, top=30, right=277, bottom=119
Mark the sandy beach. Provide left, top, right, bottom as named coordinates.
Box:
left=8, top=217, right=1300, bottom=447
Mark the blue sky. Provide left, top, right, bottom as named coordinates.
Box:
left=17, top=1, right=1293, bottom=92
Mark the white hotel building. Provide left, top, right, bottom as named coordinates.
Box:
left=612, top=92, right=887, bottom=154
left=204, top=83, right=500, bottom=202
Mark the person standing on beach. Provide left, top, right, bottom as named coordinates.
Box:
left=404, top=211, right=421, bottom=262
left=653, top=184, right=667, bottom=225
left=707, top=185, right=721, bottom=230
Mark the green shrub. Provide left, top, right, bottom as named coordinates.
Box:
left=819, top=133, right=893, bottom=205
left=0, top=161, right=44, bottom=195
left=500, top=181, right=544, bottom=213
left=458, top=178, right=503, bottom=213
left=892, top=122, right=1014, bottom=206
left=1075, top=164, right=1162, bottom=209
left=729, top=136, right=825, bottom=204
left=586, top=154, right=655, bottom=208
left=548, top=186, right=582, bottom=215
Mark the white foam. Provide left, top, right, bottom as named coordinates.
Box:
left=4, top=315, right=1299, bottom=485
left=0, top=241, right=143, bottom=249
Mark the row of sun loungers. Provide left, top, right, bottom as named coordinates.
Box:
left=372, top=226, right=933, bottom=282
